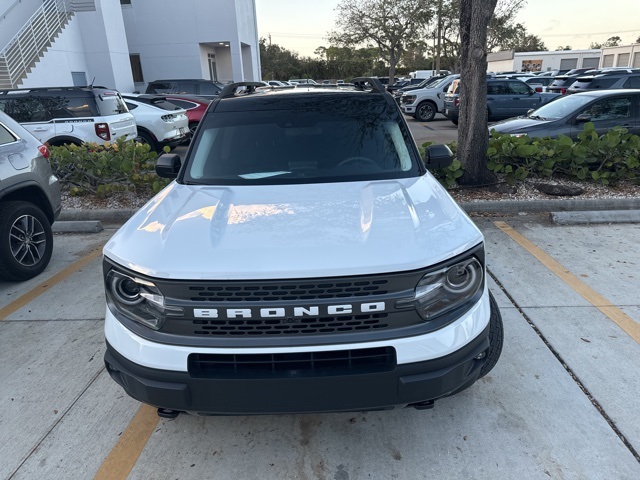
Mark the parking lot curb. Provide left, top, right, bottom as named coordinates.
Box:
left=53, top=220, right=104, bottom=233
left=56, top=198, right=640, bottom=225
left=550, top=210, right=640, bottom=225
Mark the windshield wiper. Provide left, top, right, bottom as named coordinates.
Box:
left=528, top=114, right=545, bottom=120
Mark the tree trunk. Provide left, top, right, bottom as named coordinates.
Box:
left=457, top=0, right=498, bottom=186
left=388, top=48, right=397, bottom=83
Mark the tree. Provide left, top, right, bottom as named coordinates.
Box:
left=259, top=39, right=302, bottom=80
left=556, top=45, right=572, bottom=51
left=590, top=36, right=622, bottom=49
left=328, top=0, right=433, bottom=81
left=457, top=0, right=499, bottom=186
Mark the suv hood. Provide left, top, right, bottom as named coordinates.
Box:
left=104, top=176, right=482, bottom=280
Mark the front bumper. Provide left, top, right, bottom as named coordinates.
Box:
left=104, top=323, right=490, bottom=414
left=104, top=290, right=492, bottom=414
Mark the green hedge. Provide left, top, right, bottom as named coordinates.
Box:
left=49, top=138, right=170, bottom=197
left=429, top=122, right=640, bottom=188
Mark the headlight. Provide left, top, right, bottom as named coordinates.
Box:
left=396, top=257, right=483, bottom=320
left=105, top=270, right=183, bottom=330
left=403, top=95, right=417, bottom=104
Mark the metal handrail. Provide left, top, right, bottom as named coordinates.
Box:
left=0, top=0, right=23, bottom=22
left=0, top=0, right=73, bottom=88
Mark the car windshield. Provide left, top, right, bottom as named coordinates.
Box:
left=183, top=97, right=421, bottom=185
left=528, top=95, right=595, bottom=120
left=427, top=76, right=450, bottom=89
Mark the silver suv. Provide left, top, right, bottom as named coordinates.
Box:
left=0, top=110, right=61, bottom=281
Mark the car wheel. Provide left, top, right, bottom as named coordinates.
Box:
left=188, top=122, right=199, bottom=135
left=0, top=201, right=53, bottom=282
left=415, top=101, right=437, bottom=122
left=136, top=130, right=158, bottom=153
left=479, top=291, right=504, bottom=378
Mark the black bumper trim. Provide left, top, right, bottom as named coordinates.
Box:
left=104, top=325, right=490, bottom=415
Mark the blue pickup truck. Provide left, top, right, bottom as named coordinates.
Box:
left=443, top=78, right=560, bottom=125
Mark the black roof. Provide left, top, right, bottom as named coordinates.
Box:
left=214, top=79, right=397, bottom=112
left=0, top=86, right=114, bottom=97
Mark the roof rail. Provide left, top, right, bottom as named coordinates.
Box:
left=351, top=77, right=397, bottom=108
left=219, top=82, right=268, bottom=99
left=0, top=86, right=109, bottom=94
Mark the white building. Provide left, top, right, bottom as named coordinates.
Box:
left=0, top=0, right=260, bottom=92
left=600, top=43, right=640, bottom=68
left=487, top=49, right=601, bottom=73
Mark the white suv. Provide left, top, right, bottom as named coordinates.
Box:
left=400, top=74, right=459, bottom=122
left=0, top=86, right=136, bottom=146
left=122, top=94, right=189, bottom=152
left=103, top=79, right=503, bottom=416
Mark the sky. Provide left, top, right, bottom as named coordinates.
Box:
left=254, top=0, right=639, bottom=57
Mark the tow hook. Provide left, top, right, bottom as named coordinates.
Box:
left=412, top=400, right=435, bottom=410
left=157, top=408, right=181, bottom=419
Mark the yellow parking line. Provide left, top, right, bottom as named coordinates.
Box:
left=494, top=221, right=640, bottom=345
left=0, top=247, right=103, bottom=321
left=93, top=404, right=159, bottom=480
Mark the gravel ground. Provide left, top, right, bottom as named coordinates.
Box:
left=61, top=178, right=640, bottom=211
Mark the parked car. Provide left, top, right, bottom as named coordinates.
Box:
left=0, top=110, right=61, bottom=281
left=490, top=89, right=640, bottom=139
left=547, top=68, right=595, bottom=95
left=102, top=78, right=503, bottom=416
left=525, top=76, right=555, bottom=92
left=567, top=71, right=640, bottom=94
left=400, top=74, right=459, bottom=121
left=145, top=79, right=224, bottom=98
left=288, top=78, right=317, bottom=85
left=443, top=79, right=560, bottom=125
left=392, top=75, right=447, bottom=104
left=121, top=94, right=189, bottom=152
left=160, top=95, right=212, bottom=135
left=0, top=86, right=136, bottom=147
left=387, top=77, right=425, bottom=93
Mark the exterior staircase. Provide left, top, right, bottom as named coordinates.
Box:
left=0, top=0, right=96, bottom=89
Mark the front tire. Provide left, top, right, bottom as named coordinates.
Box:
left=415, top=101, right=437, bottom=122
left=0, top=201, right=53, bottom=281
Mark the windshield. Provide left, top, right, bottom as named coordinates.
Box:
left=427, top=76, right=450, bottom=89
left=529, top=95, right=595, bottom=120
left=183, top=99, right=421, bottom=185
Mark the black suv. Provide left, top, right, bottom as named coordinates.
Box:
left=567, top=70, right=640, bottom=94
left=547, top=68, right=595, bottom=95
left=145, top=79, right=224, bottom=98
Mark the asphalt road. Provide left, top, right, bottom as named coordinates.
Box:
left=1, top=215, right=639, bottom=479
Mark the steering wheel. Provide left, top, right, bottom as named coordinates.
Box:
left=336, top=156, right=379, bottom=168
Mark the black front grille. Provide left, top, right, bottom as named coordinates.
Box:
left=187, top=279, right=389, bottom=302
left=188, top=346, right=396, bottom=378
left=192, top=313, right=389, bottom=336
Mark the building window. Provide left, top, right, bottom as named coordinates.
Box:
left=602, top=54, right=614, bottom=67
left=130, top=54, right=144, bottom=83
left=120, top=0, right=132, bottom=5
left=616, top=53, right=630, bottom=67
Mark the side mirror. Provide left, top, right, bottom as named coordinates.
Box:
left=526, top=108, right=535, bottom=116
left=575, top=113, right=592, bottom=123
left=424, top=144, right=453, bottom=169
left=156, top=153, right=181, bottom=178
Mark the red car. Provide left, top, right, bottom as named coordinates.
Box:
left=161, top=95, right=212, bottom=136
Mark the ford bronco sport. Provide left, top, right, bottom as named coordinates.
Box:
left=103, top=79, right=503, bottom=416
